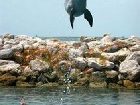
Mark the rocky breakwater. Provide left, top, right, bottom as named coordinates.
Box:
left=0, top=33, right=140, bottom=89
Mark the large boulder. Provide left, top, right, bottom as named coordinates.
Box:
left=119, top=60, right=140, bottom=81
left=0, top=48, right=14, bottom=59
left=29, top=59, right=50, bottom=72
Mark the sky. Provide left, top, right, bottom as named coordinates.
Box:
left=0, top=0, right=140, bottom=37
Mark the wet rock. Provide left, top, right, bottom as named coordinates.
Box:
left=91, top=71, right=106, bottom=82
left=16, top=81, right=35, bottom=87
left=74, top=57, right=87, bottom=71
left=29, top=59, right=50, bottom=72
left=106, top=70, right=118, bottom=83
left=0, top=73, right=17, bottom=86
left=123, top=80, right=135, bottom=89
left=87, top=58, right=114, bottom=70
left=89, top=82, right=107, bottom=88
left=37, top=73, right=48, bottom=83
left=0, top=48, right=14, bottom=59
left=135, top=82, right=140, bottom=89
left=74, top=76, right=89, bottom=87
left=37, top=83, right=59, bottom=88
left=108, top=83, right=121, bottom=88
left=119, top=60, right=140, bottom=81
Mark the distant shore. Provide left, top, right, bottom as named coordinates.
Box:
left=0, top=33, right=140, bottom=89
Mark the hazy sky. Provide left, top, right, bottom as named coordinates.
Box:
left=0, top=0, right=140, bottom=37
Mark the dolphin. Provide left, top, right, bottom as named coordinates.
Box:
left=65, top=0, right=93, bottom=28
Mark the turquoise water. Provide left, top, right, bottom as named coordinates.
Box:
left=0, top=87, right=140, bottom=105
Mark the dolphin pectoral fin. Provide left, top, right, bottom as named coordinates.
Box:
left=84, top=9, right=93, bottom=27
left=70, top=9, right=75, bottom=29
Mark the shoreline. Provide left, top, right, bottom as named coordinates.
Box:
left=0, top=33, right=140, bottom=89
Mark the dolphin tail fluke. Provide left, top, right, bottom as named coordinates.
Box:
left=84, top=9, right=93, bottom=27
left=70, top=9, right=75, bottom=29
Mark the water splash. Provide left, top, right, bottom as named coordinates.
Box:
left=63, top=67, right=72, bottom=94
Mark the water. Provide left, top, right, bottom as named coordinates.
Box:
left=0, top=87, right=140, bottom=105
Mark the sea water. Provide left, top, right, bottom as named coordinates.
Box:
left=0, top=87, right=140, bottom=105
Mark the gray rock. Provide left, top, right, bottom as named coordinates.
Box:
left=69, top=48, right=82, bottom=58
left=0, top=60, right=20, bottom=73
left=74, top=57, right=87, bottom=71
left=29, top=59, right=50, bottom=72
left=0, top=48, right=14, bottom=59
left=119, top=60, right=140, bottom=81
left=0, top=38, right=3, bottom=45
left=125, top=51, right=140, bottom=64
left=86, top=58, right=101, bottom=70
left=3, top=33, right=14, bottom=39
left=101, top=34, right=113, bottom=45
left=12, top=44, right=24, bottom=52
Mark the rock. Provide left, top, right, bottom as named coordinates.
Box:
left=74, top=57, right=87, bottom=71
left=37, top=83, right=59, bottom=88
left=106, top=70, right=118, bottom=83
left=101, top=48, right=131, bottom=62
left=119, top=60, right=140, bottom=81
left=91, top=71, right=106, bottom=82
left=101, top=34, right=113, bottom=45
left=16, top=81, right=35, bottom=87
left=3, top=33, right=14, bottom=39
left=0, top=73, right=17, bottom=86
left=72, top=42, right=81, bottom=48
left=74, top=76, right=89, bottom=86
left=125, top=51, right=140, bottom=64
left=0, top=38, right=3, bottom=45
left=29, top=59, right=50, bottom=72
left=89, top=82, right=107, bottom=88
left=80, top=36, right=96, bottom=42
left=14, top=52, right=24, bottom=64
left=106, top=70, right=118, bottom=79
left=69, top=48, right=82, bottom=58
left=87, top=58, right=101, bottom=70
left=123, top=80, right=135, bottom=89
left=0, top=60, right=21, bottom=73
left=135, top=82, right=140, bottom=89
left=130, top=45, right=140, bottom=52
left=87, top=58, right=114, bottom=70
left=2, top=44, right=12, bottom=49
left=108, top=83, right=121, bottom=88
left=79, top=42, right=89, bottom=55
left=0, top=48, right=14, bottom=59
left=12, top=44, right=24, bottom=52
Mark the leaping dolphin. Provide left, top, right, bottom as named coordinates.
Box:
left=65, top=0, right=93, bottom=28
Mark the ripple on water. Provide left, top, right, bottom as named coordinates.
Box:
left=0, top=87, right=140, bottom=105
